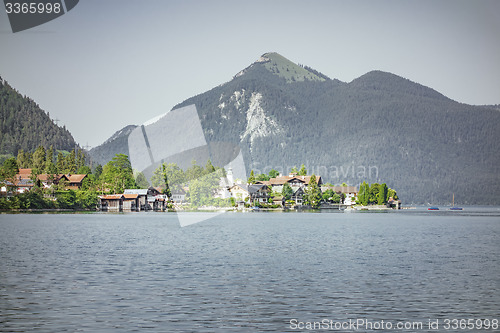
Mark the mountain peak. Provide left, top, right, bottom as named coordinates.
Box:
left=350, top=70, right=448, bottom=101
left=234, top=52, right=329, bottom=83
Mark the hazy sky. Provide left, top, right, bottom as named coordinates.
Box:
left=1, top=0, right=499, bottom=148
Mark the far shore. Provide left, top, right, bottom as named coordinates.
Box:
left=1, top=205, right=419, bottom=213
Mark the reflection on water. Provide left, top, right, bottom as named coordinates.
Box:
left=1, top=210, right=499, bottom=332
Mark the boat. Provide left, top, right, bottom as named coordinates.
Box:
left=449, top=194, right=463, bottom=211
left=428, top=207, right=439, bottom=210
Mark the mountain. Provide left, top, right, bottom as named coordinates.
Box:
left=0, top=76, right=78, bottom=156
left=92, top=52, right=500, bottom=205
left=88, top=125, right=137, bottom=166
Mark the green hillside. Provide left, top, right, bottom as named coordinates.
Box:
left=0, top=76, right=77, bottom=155
left=259, top=52, right=327, bottom=83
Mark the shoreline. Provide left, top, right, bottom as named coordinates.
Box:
left=0, top=206, right=417, bottom=214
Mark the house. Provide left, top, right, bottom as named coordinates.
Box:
left=256, top=173, right=323, bottom=193
left=248, top=184, right=271, bottom=204
left=5, top=169, right=88, bottom=192
left=291, top=187, right=305, bottom=205
left=99, top=194, right=124, bottom=212
left=229, top=184, right=250, bottom=202
left=57, top=174, right=87, bottom=190
left=387, top=197, right=402, bottom=209
left=123, top=189, right=148, bottom=210
left=321, top=186, right=359, bottom=205
left=272, top=195, right=285, bottom=207
left=171, top=188, right=187, bottom=203
left=228, top=184, right=271, bottom=204
left=1, top=179, right=33, bottom=194
left=123, top=194, right=139, bottom=211
left=4, top=168, right=36, bottom=193
left=123, top=187, right=162, bottom=210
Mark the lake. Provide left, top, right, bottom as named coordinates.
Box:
left=1, top=208, right=499, bottom=332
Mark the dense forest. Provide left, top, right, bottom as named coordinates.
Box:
left=0, top=76, right=77, bottom=157
left=81, top=53, right=500, bottom=204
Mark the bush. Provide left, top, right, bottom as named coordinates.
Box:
left=75, top=190, right=98, bottom=209
left=56, top=190, right=76, bottom=209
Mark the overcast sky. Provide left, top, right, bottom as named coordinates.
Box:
left=1, top=0, right=499, bottom=148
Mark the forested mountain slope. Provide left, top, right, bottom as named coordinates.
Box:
left=88, top=125, right=137, bottom=166
left=0, top=76, right=77, bottom=155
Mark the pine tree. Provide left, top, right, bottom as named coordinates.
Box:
left=32, top=145, right=46, bottom=173
left=378, top=183, right=388, bottom=205
left=16, top=149, right=31, bottom=168
left=268, top=169, right=279, bottom=178
left=56, top=152, right=65, bottom=173
left=205, top=159, right=216, bottom=174
left=76, top=149, right=86, bottom=171
left=16, top=149, right=25, bottom=168
left=45, top=146, right=55, bottom=173
left=304, top=174, right=322, bottom=208
left=162, top=164, right=172, bottom=198
left=248, top=170, right=255, bottom=184
left=66, top=149, right=76, bottom=173
left=298, top=164, right=307, bottom=176
left=282, top=182, right=293, bottom=200
left=358, top=181, right=370, bottom=206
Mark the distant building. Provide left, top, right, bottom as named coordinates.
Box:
left=98, top=194, right=124, bottom=212
left=228, top=184, right=271, bottom=204
left=255, top=173, right=323, bottom=193
left=124, top=187, right=162, bottom=210
left=171, top=188, right=187, bottom=203
left=1, top=169, right=88, bottom=193
left=321, top=185, right=358, bottom=205
left=254, top=173, right=322, bottom=205
left=387, top=197, right=402, bottom=209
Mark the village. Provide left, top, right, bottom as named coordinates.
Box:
left=1, top=163, right=401, bottom=212
left=97, top=168, right=401, bottom=212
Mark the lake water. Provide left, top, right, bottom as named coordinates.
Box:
left=1, top=208, right=499, bottom=332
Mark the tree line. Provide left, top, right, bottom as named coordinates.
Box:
left=357, top=181, right=398, bottom=206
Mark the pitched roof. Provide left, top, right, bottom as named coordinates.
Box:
left=14, top=178, right=34, bottom=187
left=67, top=174, right=87, bottom=182
left=293, top=187, right=305, bottom=195
left=124, top=189, right=149, bottom=195
left=58, top=174, right=87, bottom=183
left=230, top=184, right=249, bottom=192
left=99, top=194, right=123, bottom=200
left=267, top=175, right=322, bottom=186
left=248, top=184, right=269, bottom=193
left=18, top=168, right=32, bottom=176
left=123, top=194, right=139, bottom=199
left=172, top=188, right=186, bottom=195
left=13, top=170, right=87, bottom=184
